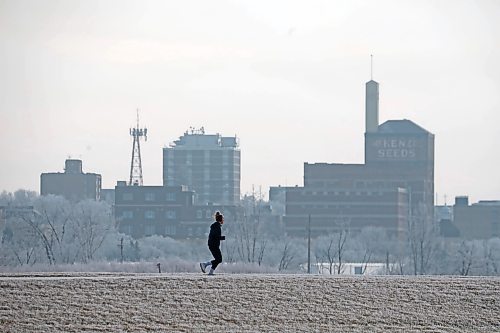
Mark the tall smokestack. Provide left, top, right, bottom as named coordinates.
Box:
left=364, top=56, right=381, bottom=165
left=365, top=80, right=379, bottom=133
left=365, top=55, right=379, bottom=133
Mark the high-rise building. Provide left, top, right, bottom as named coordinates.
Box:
left=163, top=128, right=240, bottom=205
left=40, top=159, right=101, bottom=202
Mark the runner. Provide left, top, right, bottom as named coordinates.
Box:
left=200, top=211, right=225, bottom=275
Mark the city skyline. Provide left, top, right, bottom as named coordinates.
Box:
left=1, top=0, right=499, bottom=203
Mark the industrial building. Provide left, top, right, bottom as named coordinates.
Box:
left=163, top=128, right=240, bottom=206
left=40, top=159, right=101, bottom=202
left=281, top=76, right=434, bottom=237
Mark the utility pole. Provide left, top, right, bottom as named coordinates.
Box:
left=307, top=214, right=311, bottom=274
left=118, top=237, right=124, bottom=263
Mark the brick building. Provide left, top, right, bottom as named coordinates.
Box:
left=114, top=182, right=239, bottom=239
left=282, top=77, right=434, bottom=237
left=40, top=159, right=101, bottom=202
left=452, top=196, right=500, bottom=239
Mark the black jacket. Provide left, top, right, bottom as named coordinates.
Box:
left=208, top=221, right=225, bottom=247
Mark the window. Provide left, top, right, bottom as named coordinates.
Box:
left=196, top=210, right=202, bottom=219
left=354, top=266, right=363, bottom=275
left=166, top=225, right=176, bottom=236
left=145, top=193, right=155, bottom=201
left=122, top=224, right=132, bottom=235
left=205, top=210, right=211, bottom=218
left=166, top=192, right=176, bottom=202
left=166, top=210, right=176, bottom=219
left=145, top=210, right=155, bottom=219
left=122, top=211, right=133, bottom=219
left=122, top=193, right=133, bottom=201
left=145, top=225, right=155, bottom=236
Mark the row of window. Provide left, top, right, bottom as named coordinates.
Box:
left=145, top=225, right=178, bottom=236
left=142, top=225, right=206, bottom=237
left=289, top=203, right=397, bottom=210
left=301, top=191, right=388, bottom=196
left=122, top=210, right=177, bottom=219
left=308, top=181, right=414, bottom=189
left=122, top=192, right=177, bottom=201
left=121, top=209, right=226, bottom=220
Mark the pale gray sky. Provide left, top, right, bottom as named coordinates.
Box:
left=1, top=0, right=499, bottom=203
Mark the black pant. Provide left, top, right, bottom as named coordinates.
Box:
left=209, top=245, right=222, bottom=270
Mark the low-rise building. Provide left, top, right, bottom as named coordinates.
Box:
left=114, top=182, right=239, bottom=239
left=453, top=196, right=500, bottom=239
left=100, top=189, right=115, bottom=205
left=284, top=184, right=409, bottom=238
left=40, top=159, right=101, bottom=202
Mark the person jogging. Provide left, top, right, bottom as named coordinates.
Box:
left=200, top=211, right=225, bottom=275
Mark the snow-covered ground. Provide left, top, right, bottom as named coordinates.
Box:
left=1, top=273, right=499, bottom=332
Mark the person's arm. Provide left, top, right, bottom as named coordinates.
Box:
left=217, top=224, right=225, bottom=241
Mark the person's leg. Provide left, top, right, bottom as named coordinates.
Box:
left=200, top=246, right=213, bottom=273
left=199, top=261, right=211, bottom=273
left=209, top=246, right=222, bottom=270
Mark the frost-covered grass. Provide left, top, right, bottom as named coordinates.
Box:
left=0, top=260, right=279, bottom=274
left=1, top=273, right=499, bottom=332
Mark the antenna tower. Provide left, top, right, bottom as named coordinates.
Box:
left=370, top=54, right=374, bottom=80
left=129, top=109, right=147, bottom=186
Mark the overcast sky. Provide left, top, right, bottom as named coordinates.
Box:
left=1, top=0, right=499, bottom=203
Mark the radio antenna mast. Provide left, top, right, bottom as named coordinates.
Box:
left=370, top=54, right=374, bottom=80
left=129, top=109, right=147, bottom=186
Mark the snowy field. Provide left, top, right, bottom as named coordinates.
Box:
left=1, top=273, right=499, bottom=332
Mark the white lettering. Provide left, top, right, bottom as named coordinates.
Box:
left=375, top=148, right=418, bottom=160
